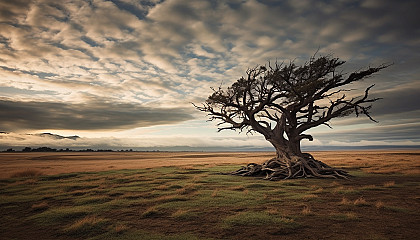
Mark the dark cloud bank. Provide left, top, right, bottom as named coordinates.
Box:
left=0, top=100, right=192, bottom=131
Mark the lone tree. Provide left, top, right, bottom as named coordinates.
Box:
left=194, top=55, right=389, bottom=180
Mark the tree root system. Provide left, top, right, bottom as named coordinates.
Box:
left=229, top=154, right=351, bottom=180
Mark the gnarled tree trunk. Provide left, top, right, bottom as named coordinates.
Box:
left=230, top=139, right=350, bottom=180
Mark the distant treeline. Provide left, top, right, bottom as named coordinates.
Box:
left=1, top=147, right=145, bottom=152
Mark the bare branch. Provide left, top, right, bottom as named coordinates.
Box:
left=193, top=54, right=389, bottom=152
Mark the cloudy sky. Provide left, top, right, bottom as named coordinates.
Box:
left=0, top=0, right=419, bottom=151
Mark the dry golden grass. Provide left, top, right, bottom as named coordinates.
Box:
left=310, top=150, right=420, bottom=175
left=155, top=184, right=170, bottom=190
left=312, top=187, right=324, bottom=193
left=67, top=215, right=106, bottom=230
left=265, top=207, right=280, bottom=215
left=228, top=185, right=245, bottom=191
left=343, top=212, right=358, bottom=220
left=31, top=201, right=49, bottom=211
left=383, top=181, right=395, bottom=187
left=171, top=209, right=189, bottom=218
left=301, top=205, right=312, bottom=215
left=302, top=194, right=318, bottom=200
left=211, top=189, right=219, bottom=197
left=192, top=175, right=202, bottom=183
left=375, top=201, right=385, bottom=209
left=362, top=184, right=377, bottom=189
left=114, top=224, right=129, bottom=233
left=0, top=150, right=419, bottom=178
left=0, top=152, right=271, bottom=178
left=142, top=206, right=160, bottom=218
left=329, top=181, right=341, bottom=187
left=340, top=197, right=352, bottom=205
left=353, top=197, right=368, bottom=206
left=175, top=184, right=198, bottom=195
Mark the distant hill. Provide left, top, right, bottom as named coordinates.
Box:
left=33, top=133, right=80, bottom=140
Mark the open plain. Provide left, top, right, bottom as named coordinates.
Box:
left=1, top=150, right=420, bottom=178
left=0, top=150, right=419, bottom=239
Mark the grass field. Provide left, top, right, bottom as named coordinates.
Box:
left=0, top=151, right=419, bottom=239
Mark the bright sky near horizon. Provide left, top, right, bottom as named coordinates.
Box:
left=0, top=0, right=419, bottom=151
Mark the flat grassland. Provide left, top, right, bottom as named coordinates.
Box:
left=0, top=151, right=419, bottom=239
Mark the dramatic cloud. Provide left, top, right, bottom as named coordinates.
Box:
left=0, top=99, right=192, bottom=131
left=0, top=0, right=419, bottom=149
left=372, top=83, right=420, bottom=116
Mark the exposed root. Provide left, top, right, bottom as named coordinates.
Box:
left=230, top=155, right=351, bottom=180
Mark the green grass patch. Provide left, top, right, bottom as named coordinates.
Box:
left=205, top=164, right=242, bottom=173
left=111, top=185, right=150, bottom=192
left=329, top=212, right=359, bottom=221
left=167, top=184, right=184, bottom=190
left=333, top=186, right=361, bottom=195
left=157, top=186, right=267, bottom=210
left=384, top=206, right=411, bottom=213
left=40, top=173, right=79, bottom=181
left=89, top=230, right=214, bottom=240
left=173, top=169, right=209, bottom=175
left=245, top=183, right=270, bottom=189
left=0, top=194, right=44, bottom=204
left=63, top=184, right=99, bottom=192
left=222, top=211, right=299, bottom=229
left=110, top=178, right=133, bottom=184
left=0, top=183, right=36, bottom=194
left=154, top=195, right=190, bottom=203
left=91, top=198, right=141, bottom=212
left=170, top=209, right=199, bottom=220
left=29, top=205, right=92, bottom=225
left=285, top=193, right=320, bottom=201
left=73, top=195, right=113, bottom=205
left=141, top=206, right=162, bottom=218
left=360, top=185, right=384, bottom=191
left=156, top=174, right=191, bottom=180
left=148, top=166, right=180, bottom=175
left=194, top=174, right=245, bottom=185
